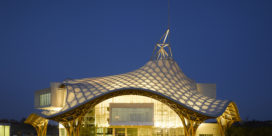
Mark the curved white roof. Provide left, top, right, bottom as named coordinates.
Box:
left=41, top=59, right=230, bottom=118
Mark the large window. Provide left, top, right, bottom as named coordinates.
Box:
left=40, top=93, right=51, bottom=106
left=0, top=125, right=10, bottom=136
left=93, top=95, right=183, bottom=128
left=110, top=103, right=154, bottom=126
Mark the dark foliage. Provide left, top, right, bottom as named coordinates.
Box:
left=226, top=120, right=272, bottom=136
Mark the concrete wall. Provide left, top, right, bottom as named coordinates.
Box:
left=34, top=82, right=66, bottom=110
left=51, top=82, right=66, bottom=108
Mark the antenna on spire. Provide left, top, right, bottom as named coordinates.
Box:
left=151, top=28, right=173, bottom=60
left=168, top=0, right=170, bottom=29
left=151, top=0, right=173, bottom=60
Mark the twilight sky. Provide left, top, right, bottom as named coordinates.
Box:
left=0, top=0, right=272, bottom=121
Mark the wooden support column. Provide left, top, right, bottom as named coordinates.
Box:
left=179, top=114, right=203, bottom=136
left=33, top=121, right=48, bottom=136
left=25, top=113, right=49, bottom=136
left=61, top=116, right=83, bottom=136
left=217, top=102, right=241, bottom=136
left=217, top=116, right=234, bottom=136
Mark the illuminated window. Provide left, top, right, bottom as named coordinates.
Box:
left=40, top=93, right=51, bottom=106
left=0, top=124, right=10, bottom=136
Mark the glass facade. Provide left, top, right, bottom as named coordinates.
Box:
left=93, top=95, right=183, bottom=128
left=58, top=95, right=220, bottom=136
left=40, top=93, right=51, bottom=106
left=71, top=95, right=185, bottom=136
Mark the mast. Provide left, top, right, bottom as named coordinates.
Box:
left=151, top=0, right=172, bottom=60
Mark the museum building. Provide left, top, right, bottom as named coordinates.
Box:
left=25, top=29, right=240, bottom=136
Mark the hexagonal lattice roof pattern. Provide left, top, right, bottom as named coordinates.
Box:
left=41, top=59, right=230, bottom=118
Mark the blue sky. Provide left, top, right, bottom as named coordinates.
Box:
left=0, top=0, right=272, bottom=121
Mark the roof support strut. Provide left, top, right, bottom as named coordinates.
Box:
left=60, top=116, right=83, bottom=136
left=24, top=113, right=49, bottom=136
left=216, top=102, right=241, bottom=136
left=180, top=114, right=204, bottom=136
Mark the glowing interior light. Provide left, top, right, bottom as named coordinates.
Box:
left=59, top=123, right=64, bottom=128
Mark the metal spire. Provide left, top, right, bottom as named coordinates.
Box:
left=151, top=0, right=173, bottom=60
left=151, top=29, right=173, bottom=60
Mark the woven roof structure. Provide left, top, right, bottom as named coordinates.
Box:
left=24, top=27, right=241, bottom=136
left=41, top=58, right=229, bottom=118
left=35, top=29, right=239, bottom=124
